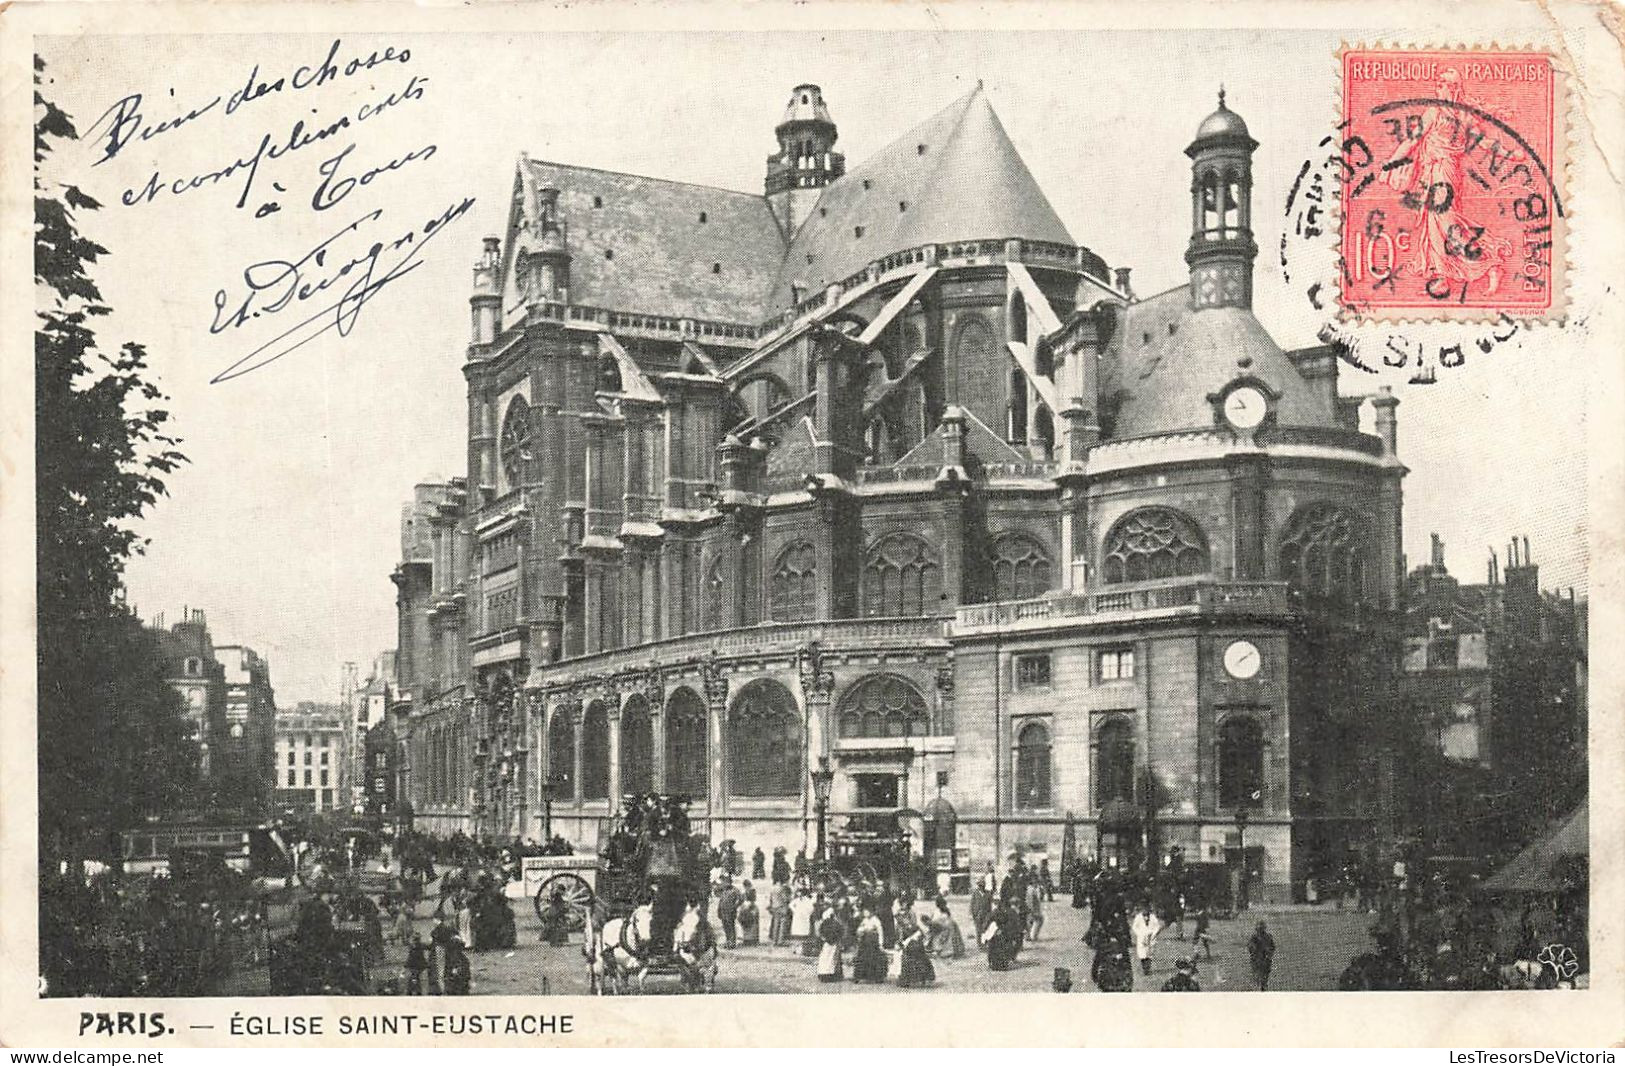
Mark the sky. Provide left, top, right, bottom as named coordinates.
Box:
left=35, top=29, right=1591, bottom=703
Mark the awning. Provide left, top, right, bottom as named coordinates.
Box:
left=1480, top=801, right=1588, bottom=895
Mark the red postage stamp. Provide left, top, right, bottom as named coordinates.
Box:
left=1339, top=48, right=1566, bottom=320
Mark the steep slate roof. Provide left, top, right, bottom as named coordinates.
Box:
left=770, top=85, right=1075, bottom=308
left=516, top=158, right=787, bottom=324
left=1100, top=285, right=1337, bottom=437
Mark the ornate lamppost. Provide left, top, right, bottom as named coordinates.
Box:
left=539, top=774, right=564, bottom=842
left=810, top=756, right=835, bottom=863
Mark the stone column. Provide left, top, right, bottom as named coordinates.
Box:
left=701, top=656, right=729, bottom=822
left=646, top=672, right=666, bottom=791
left=1228, top=454, right=1269, bottom=581
left=797, top=642, right=837, bottom=762
left=570, top=700, right=585, bottom=810
left=607, top=691, right=624, bottom=805
left=935, top=662, right=956, bottom=736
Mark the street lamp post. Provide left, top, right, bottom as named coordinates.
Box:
left=810, top=756, right=835, bottom=863
left=1234, top=804, right=1252, bottom=912
left=539, top=775, right=560, bottom=841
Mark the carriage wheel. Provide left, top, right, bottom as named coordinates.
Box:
left=534, top=872, right=594, bottom=931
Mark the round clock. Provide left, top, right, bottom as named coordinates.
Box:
left=1223, top=639, right=1262, bottom=680
left=1223, top=386, right=1267, bottom=429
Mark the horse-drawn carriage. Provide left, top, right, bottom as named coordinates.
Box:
left=534, top=793, right=717, bottom=994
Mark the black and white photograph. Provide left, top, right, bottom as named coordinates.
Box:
left=6, top=0, right=1623, bottom=1048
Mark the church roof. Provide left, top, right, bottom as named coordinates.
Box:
left=514, top=158, right=787, bottom=324
left=769, top=85, right=1074, bottom=308
left=1101, top=285, right=1337, bottom=437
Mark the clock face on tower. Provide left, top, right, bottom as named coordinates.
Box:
left=1223, top=386, right=1267, bottom=429
left=1223, top=639, right=1262, bottom=680
left=500, top=398, right=532, bottom=487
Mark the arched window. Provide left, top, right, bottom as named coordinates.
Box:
left=597, top=354, right=623, bottom=394
left=1008, top=367, right=1029, bottom=443
left=1095, top=718, right=1136, bottom=806
left=1101, top=508, right=1209, bottom=583
left=1218, top=716, right=1265, bottom=809
left=703, top=555, right=727, bottom=631
left=619, top=695, right=653, bottom=795
left=837, top=674, right=929, bottom=739
left=548, top=709, right=575, bottom=800
left=862, top=533, right=941, bottom=617
left=1033, top=405, right=1055, bottom=458
left=665, top=688, right=709, bottom=800
left=728, top=679, right=802, bottom=797
left=1009, top=291, right=1029, bottom=344
left=991, top=533, right=1053, bottom=601
left=1015, top=721, right=1052, bottom=809
left=770, top=542, right=818, bottom=623
left=736, top=374, right=790, bottom=424
left=1278, top=503, right=1367, bottom=602
left=581, top=701, right=610, bottom=801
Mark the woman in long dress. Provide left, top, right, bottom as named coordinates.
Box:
left=738, top=884, right=760, bottom=946
left=928, top=899, right=966, bottom=959
left=815, top=909, right=845, bottom=983
left=984, top=901, right=1021, bottom=971
left=897, top=923, right=936, bottom=987
left=850, top=908, right=888, bottom=984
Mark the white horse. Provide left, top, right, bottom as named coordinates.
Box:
left=584, top=904, right=653, bottom=994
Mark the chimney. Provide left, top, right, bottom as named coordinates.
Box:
left=1430, top=533, right=1445, bottom=569
left=1114, top=267, right=1134, bottom=299
left=1523, top=536, right=1532, bottom=564
left=1371, top=387, right=1399, bottom=455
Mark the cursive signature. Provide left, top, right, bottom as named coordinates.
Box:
left=209, top=196, right=476, bottom=383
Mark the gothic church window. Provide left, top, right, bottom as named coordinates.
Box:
left=1015, top=721, right=1052, bottom=809
left=703, top=555, right=727, bottom=631
left=1218, top=715, right=1265, bottom=809
left=548, top=709, right=575, bottom=800
left=665, top=688, right=709, bottom=799
left=1278, top=503, right=1367, bottom=602
left=837, top=674, right=928, bottom=739
left=581, top=701, right=609, bottom=801
left=1101, top=508, right=1209, bottom=583
left=862, top=533, right=941, bottom=617
left=991, top=533, right=1053, bottom=601
left=728, top=679, right=802, bottom=797
left=770, top=542, right=818, bottom=623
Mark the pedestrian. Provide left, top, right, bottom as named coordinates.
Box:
left=1130, top=902, right=1163, bottom=977
left=391, top=903, right=413, bottom=946
left=768, top=879, right=792, bottom=946
left=897, top=922, right=936, bottom=988
left=850, top=907, right=887, bottom=984
left=716, top=878, right=741, bottom=949
left=1091, top=934, right=1134, bottom=992
left=455, top=892, right=475, bottom=953
left=751, top=847, right=766, bottom=882
left=1161, top=957, right=1201, bottom=992
left=427, top=916, right=454, bottom=994
left=772, top=847, right=791, bottom=886
left=983, top=900, right=1021, bottom=972
left=1248, top=921, right=1276, bottom=991
left=1040, top=859, right=1055, bottom=902
left=928, top=897, right=966, bottom=959
left=404, top=933, right=428, bottom=995
left=798, top=893, right=824, bottom=957
left=969, top=881, right=992, bottom=943
left=1192, top=903, right=1214, bottom=960
left=442, top=935, right=471, bottom=995
left=815, top=906, right=845, bottom=983
left=1026, top=876, right=1046, bottom=941
left=738, top=882, right=760, bottom=946
left=875, top=881, right=897, bottom=948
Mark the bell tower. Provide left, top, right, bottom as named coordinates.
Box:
left=1185, top=88, right=1258, bottom=310
left=766, top=84, right=844, bottom=236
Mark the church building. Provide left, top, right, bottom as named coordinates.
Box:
left=391, top=83, right=1409, bottom=897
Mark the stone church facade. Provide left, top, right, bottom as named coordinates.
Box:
left=391, top=83, right=1409, bottom=896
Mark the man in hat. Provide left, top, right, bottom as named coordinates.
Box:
left=716, top=876, right=741, bottom=949
left=1162, top=957, right=1201, bottom=992
left=1248, top=920, right=1277, bottom=990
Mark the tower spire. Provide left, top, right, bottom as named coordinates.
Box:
left=765, top=84, right=844, bottom=235
left=1184, top=91, right=1259, bottom=310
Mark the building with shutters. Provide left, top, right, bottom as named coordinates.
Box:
left=392, top=84, right=1411, bottom=897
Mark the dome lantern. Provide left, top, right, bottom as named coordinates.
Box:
left=1185, top=88, right=1259, bottom=311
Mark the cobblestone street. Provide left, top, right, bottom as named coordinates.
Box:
left=352, top=890, right=1376, bottom=996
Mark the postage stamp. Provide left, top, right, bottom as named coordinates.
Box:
left=1338, top=47, right=1567, bottom=321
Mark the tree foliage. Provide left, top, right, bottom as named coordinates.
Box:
left=35, top=57, right=196, bottom=860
